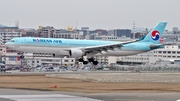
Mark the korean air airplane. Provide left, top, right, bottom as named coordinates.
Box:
left=5, top=22, right=167, bottom=65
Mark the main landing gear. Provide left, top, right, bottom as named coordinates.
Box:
left=79, top=57, right=98, bottom=65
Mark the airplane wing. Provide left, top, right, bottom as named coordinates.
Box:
left=81, top=39, right=139, bottom=53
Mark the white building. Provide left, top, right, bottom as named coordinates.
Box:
left=153, top=45, right=180, bottom=60
left=23, top=53, right=75, bottom=67
left=25, top=57, right=75, bottom=67
left=117, top=52, right=158, bottom=65
left=0, top=45, right=21, bottom=65
left=0, top=32, right=21, bottom=44
left=0, top=26, right=21, bottom=44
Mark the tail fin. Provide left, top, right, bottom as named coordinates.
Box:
left=140, top=22, right=167, bottom=44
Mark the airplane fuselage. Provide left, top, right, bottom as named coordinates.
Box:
left=6, top=37, right=152, bottom=56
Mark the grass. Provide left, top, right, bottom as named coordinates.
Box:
left=0, top=75, right=180, bottom=93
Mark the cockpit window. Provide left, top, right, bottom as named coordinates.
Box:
left=10, top=40, right=15, bottom=42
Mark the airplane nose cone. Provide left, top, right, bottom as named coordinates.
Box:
left=4, top=43, right=7, bottom=46
left=5, top=42, right=11, bottom=47
left=5, top=42, right=8, bottom=46
left=5, top=42, right=17, bottom=49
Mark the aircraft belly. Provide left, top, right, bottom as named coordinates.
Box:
left=10, top=45, right=147, bottom=57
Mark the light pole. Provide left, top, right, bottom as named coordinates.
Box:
left=60, top=57, right=63, bottom=66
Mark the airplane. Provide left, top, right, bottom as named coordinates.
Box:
left=5, top=22, right=167, bottom=65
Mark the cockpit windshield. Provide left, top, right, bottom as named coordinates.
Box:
left=10, top=40, right=15, bottom=42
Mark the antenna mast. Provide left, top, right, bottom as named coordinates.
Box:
left=75, top=21, right=78, bottom=30
left=15, top=20, right=19, bottom=27
left=133, top=21, right=136, bottom=39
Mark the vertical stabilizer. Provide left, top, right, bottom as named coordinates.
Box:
left=140, top=22, right=167, bottom=44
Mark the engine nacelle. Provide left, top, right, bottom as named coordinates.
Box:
left=69, top=49, right=84, bottom=58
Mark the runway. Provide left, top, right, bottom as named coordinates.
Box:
left=0, top=89, right=100, bottom=101
left=0, top=89, right=180, bottom=101
left=0, top=95, right=101, bottom=101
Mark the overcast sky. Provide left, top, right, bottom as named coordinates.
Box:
left=0, top=0, right=180, bottom=30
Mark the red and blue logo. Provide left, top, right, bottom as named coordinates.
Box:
left=151, top=30, right=160, bottom=41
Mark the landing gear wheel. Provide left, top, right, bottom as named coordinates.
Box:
left=88, top=58, right=94, bottom=62
left=78, top=58, right=84, bottom=62
left=83, top=61, right=88, bottom=65
left=93, top=61, right=98, bottom=65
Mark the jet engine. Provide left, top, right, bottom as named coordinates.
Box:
left=150, top=44, right=163, bottom=50
left=69, top=49, right=84, bottom=58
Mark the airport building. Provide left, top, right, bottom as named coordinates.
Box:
left=116, top=51, right=157, bottom=65
left=0, top=45, right=21, bottom=65
left=23, top=53, right=76, bottom=67
left=25, top=57, right=75, bottom=68
left=153, top=45, right=180, bottom=61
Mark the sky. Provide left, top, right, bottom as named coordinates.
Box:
left=0, top=0, right=180, bottom=30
